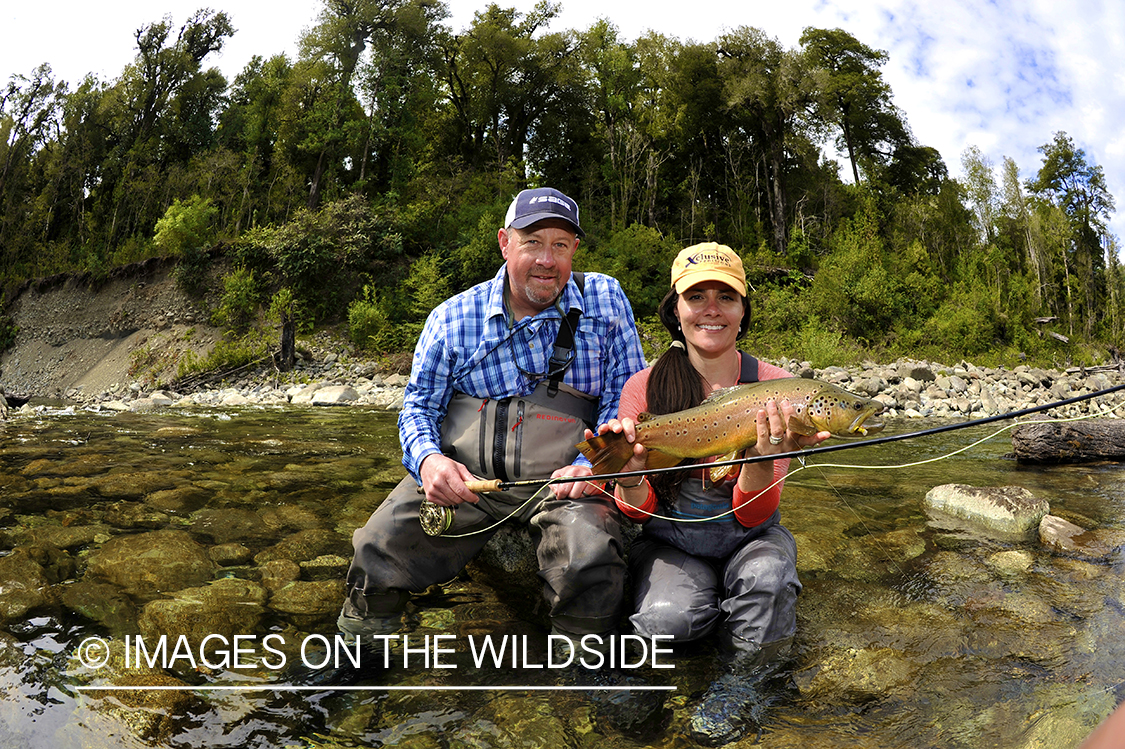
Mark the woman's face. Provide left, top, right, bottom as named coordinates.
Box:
left=675, top=281, right=744, bottom=355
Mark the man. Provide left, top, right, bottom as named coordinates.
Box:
left=340, top=187, right=647, bottom=650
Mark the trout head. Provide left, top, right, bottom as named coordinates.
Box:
left=803, top=388, right=885, bottom=438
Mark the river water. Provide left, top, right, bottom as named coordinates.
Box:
left=0, top=405, right=1122, bottom=748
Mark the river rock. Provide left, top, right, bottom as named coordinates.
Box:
left=24, top=522, right=113, bottom=550
left=0, top=548, right=50, bottom=623
left=923, top=484, right=1050, bottom=538
left=794, top=646, right=915, bottom=701
left=59, top=579, right=138, bottom=635
left=253, top=528, right=352, bottom=565
left=311, top=385, right=359, bottom=405
left=268, top=579, right=346, bottom=629
left=209, top=543, right=254, bottom=566
left=138, top=577, right=268, bottom=646
left=299, top=554, right=350, bottom=581
left=67, top=637, right=200, bottom=745
left=85, top=530, right=216, bottom=597
left=258, top=559, right=301, bottom=592
left=190, top=508, right=276, bottom=545
left=88, top=471, right=178, bottom=499
left=1038, top=515, right=1125, bottom=562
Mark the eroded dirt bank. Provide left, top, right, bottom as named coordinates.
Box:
left=1, top=259, right=223, bottom=401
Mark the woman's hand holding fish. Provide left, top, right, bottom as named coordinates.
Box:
left=586, top=418, right=648, bottom=472
left=738, top=399, right=830, bottom=494
left=583, top=419, right=650, bottom=504
left=753, top=399, right=832, bottom=455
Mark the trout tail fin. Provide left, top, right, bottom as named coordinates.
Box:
left=575, top=432, right=634, bottom=475
left=576, top=433, right=684, bottom=476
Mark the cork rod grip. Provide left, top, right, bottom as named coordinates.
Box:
left=464, top=479, right=503, bottom=493
left=415, top=479, right=503, bottom=494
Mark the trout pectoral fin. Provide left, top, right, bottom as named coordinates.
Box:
left=710, top=452, right=739, bottom=484
left=784, top=416, right=818, bottom=437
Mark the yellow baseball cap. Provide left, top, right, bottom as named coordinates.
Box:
left=670, top=243, right=747, bottom=297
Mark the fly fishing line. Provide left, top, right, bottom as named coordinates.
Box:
left=419, top=381, right=1125, bottom=535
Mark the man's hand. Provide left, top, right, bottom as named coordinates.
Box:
left=419, top=454, right=481, bottom=507
left=549, top=464, right=603, bottom=499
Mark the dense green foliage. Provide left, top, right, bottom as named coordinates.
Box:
left=2, top=2, right=1121, bottom=367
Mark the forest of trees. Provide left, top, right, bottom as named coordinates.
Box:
left=1, top=0, right=1121, bottom=369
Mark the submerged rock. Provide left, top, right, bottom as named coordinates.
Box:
left=59, top=579, right=138, bottom=635
left=794, top=646, right=915, bottom=701
left=85, top=530, right=216, bottom=597
left=138, top=577, right=268, bottom=645
left=1039, top=515, right=1125, bottom=562
left=923, top=484, right=1049, bottom=538
left=268, top=579, right=346, bottom=630
left=0, top=548, right=50, bottom=623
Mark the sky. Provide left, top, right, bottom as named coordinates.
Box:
left=3, top=0, right=1124, bottom=244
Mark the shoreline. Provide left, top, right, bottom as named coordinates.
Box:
left=6, top=351, right=1123, bottom=424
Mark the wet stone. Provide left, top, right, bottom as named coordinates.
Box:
left=23, top=543, right=76, bottom=583
left=253, top=528, right=351, bottom=565
left=924, top=484, right=1050, bottom=539
left=0, top=548, right=50, bottom=623
left=144, top=485, right=211, bottom=515
left=85, top=530, right=216, bottom=597
left=89, top=471, right=179, bottom=499
left=189, top=508, right=276, bottom=545
left=137, top=577, right=268, bottom=646
left=794, top=646, right=915, bottom=701
left=267, top=579, right=346, bottom=630
left=58, top=579, right=138, bottom=635
left=1039, top=514, right=1125, bottom=562
left=258, top=559, right=301, bottom=592
left=299, top=554, right=350, bottom=581
left=260, top=504, right=326, bottom=532
left=24, top=522, right=113, bottom=550
left=986, top=550, right=1034, bottom=575
left=209, top=543, right=254, bottom=566
left=105, top=501, right=170, bottom=530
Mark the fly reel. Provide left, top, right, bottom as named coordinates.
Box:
left=418, top=501, right=454, bottom=537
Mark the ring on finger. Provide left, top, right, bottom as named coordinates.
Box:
left=769, top=434, right=783, bottom=445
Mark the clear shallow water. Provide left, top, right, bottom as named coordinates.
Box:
left=0, top=407, right=1122, bottom=748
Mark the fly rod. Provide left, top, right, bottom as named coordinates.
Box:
left=452, top=379, right=1125, bottom=494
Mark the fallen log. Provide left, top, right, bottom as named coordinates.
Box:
left=1011, top=420, right=1125, bottom=464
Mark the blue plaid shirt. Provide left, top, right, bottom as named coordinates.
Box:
left=399, top=265, right=647, bottom=481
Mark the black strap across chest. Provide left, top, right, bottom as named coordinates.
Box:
left=739, top=351, right=760, bottom=383
left=547, top=272, right=585, bottom=395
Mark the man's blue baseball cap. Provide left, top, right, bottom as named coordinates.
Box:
left=504, top=187, right=584, bottom=238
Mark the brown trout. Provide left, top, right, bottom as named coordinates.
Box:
left=576, top=377, right=884, bottom=478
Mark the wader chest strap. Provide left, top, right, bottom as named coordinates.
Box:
left=739, top=352, right=759, bottom=384
left=547, top=272, right=585, bottom=396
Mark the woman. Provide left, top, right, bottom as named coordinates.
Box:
left=593, top=242, right=829, bottom=745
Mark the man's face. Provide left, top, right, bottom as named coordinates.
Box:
left=498, top=219, right=579, bottom=319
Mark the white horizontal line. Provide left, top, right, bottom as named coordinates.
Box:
left=75, top=685, right=677, bottom=692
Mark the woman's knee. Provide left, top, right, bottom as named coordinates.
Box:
left=631, top=597, right=719, bottom=642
